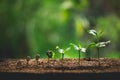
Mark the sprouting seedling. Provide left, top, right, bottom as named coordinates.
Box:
left=88, top=29, right=111, bottom=66
left=92, top=41, right=111, bottom=65
left=70, top=43, right=86, bottom=65
left=35, top=54, right=40, bottom=65
left=56, top=46, right=71, bottom=65
left=46, top=50, right=55, bottom=65
left=26, top=56, right=31, bottom=65
left=88, top=29, right=103, bottom=60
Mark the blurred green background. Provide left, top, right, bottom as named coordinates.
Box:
left=0, top=0, right=120, bottom=59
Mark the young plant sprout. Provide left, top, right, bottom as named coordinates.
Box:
left=70, top=43, right=86, bottom=65
left=88, top=29, right=111, bottom=65
left=56, top=46, right=71, bottom=65
left=35, top=54, right=40, bottom=65
left=88, top=29, right=102, bottom=60
left=46, top=50, right=55, bottom=65
left=26, top=56, right=31, bottom=65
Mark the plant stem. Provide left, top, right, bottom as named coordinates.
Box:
left=27, top=61, right=28, bottom=65
left=62, top=53, right=64, bottom=61
left=61, top=53, right=64, bottom=66
left=96, top=36, right=100, bottom=66
left=48, top=57, right=49, bottom=66
left=97, top=47, right=100, bottom=66
left=78, top=50, right=81, bottom=65
left=97, top=47, right=99, bottom=60
left=37, top=60, right=38, bottom=65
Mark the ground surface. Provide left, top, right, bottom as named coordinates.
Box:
left=0, top=58, right=120, bottom=80
left=0, top=58, right=120, bottom=73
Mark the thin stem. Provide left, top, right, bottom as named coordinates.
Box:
left=27, top=61, right=29, bottom=65
left=61, top=53, right=64, bottom=66
left=27, top=61, right=28, bottom=65
left=48, top=57, right=49, bottom=66
left=96, top=36, right=100, bottom=66
left=78, top=50, right=80, bottom=65
left=37, top=60, right=38, bottom=65
left=62, top=53, right=64, bottom=61
left=97, top=47, right=100, bottom=60
left=97, top=47, right=100, bottom=66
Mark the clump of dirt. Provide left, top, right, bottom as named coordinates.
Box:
left=0, top=58, right=120, bottom=73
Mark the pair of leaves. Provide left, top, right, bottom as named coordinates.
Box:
left=89, top=30, right=97, bottom=36
left=56, top=46, right=71, bottom=54
left=70, top=40, right=111, bottom=53
left=96, top=41, right=111, bottom=47
left=70, top=43, right=86, bottom=53
left=88, top=29, right=103, bottom=39
left=87, top=41, right=111, bottom=48
left=88, top=29, right=111, bottom=47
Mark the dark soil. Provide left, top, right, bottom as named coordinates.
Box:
left=0, top=58, right=120, bottom=80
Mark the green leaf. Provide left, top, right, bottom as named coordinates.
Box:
left=52, top=51, right=55, bottom=58
left=87, top=42, right=96, bottom=49
left=70, top=43, right=82, bottom=50
left=78, top=43, right=82, bottom=48
left=88, top=29, right=97, bottom=36
left=80, top=48, right=86, bottom=53
left=64, top=47, right=71, bottom=53
left=96, top=41, right=111, bottom=48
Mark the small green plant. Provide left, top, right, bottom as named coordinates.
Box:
left=88, top=29, right=110, bottom=65
left=70, top=43, right=86, bottom=65
left=35, top=54, right=40, bottom=65
left=46, top=50, right=55, bottom=65
left=88, top=29, right=102, bottom=60
left=88, top=29, right=103, bottom=58
left=26, top=56, right=31, bottom=65
left=56, top=46, right=71, bottom=65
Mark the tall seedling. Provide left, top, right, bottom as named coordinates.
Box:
left=88, top=29, right=110, bottom=66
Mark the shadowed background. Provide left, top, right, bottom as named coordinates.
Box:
left=0, top=0, right=120, bottom=59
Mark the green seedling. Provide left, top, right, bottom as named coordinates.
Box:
left=70, top=43, right=86, bottom=65
left=26, top=56, right=31, bottom=65
left=88, top=29, right=110, bottom=65
left=35, top=54, right=40, bottom=65
left=88, top=29, right=102, bottom=60
left=46, top=50, right=55, bottom=65
left=56, top=46, right=71, bottom=65
left=90, top=41, right=110, bottom=65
